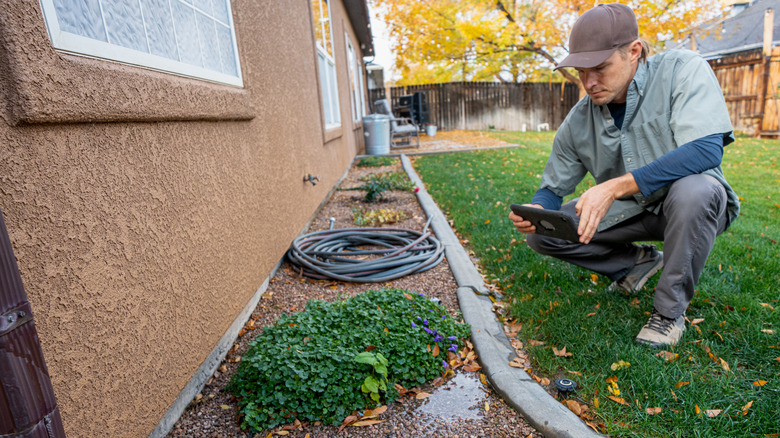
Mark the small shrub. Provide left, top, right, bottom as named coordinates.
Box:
left=352, top=207, right=408, bottom=226
left=340, top=171, right=415, bottom=202
left=357, top=156, right=396, bottom=167
left=228, top=288, right=470, bottom=432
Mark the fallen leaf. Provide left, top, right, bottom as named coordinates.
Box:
left=415, top=391, right=431, bottom=399
left=540, top=377, right=551, bottom=386
left=675, top=381, right=690, bottom=388
left=695, top=404, right=701, bottom=415
left=606, top=396, right=629, bottom=406
left=706, top=409, right=722, bottom=418
left=775, top=357, right=780, bottom=363
left=351, top=420, right=386, bottom=427
left=656, top=351, right=678, bottom=362
left=220, top=404, right=230, bottom=410
left=567, top=369, right=582, bottom=376
left=553, top=346, right=573, bottom=357
left=479, top=373, right=488, bottom=385
left=194, top=393, right=203, bottom=402
left=566, top=399, right=582, bottom=416
left=362, top=406, right=387, bottom=419
left=691, top=318, right=705, bottom=325
left=593, top=396, right=599, bottom=409
left=432, top=344, right=440, bottom=357
left=762, top=329, right=776, bottom=335
left=509, top=358, right=524, bottom=368
left=759, top=302, right=775, bottom=311
left=645, top=407, right=662, bottom=415
left=305, top=434, right=310, bottom=438
left=338, top=415, right=358, bottom=433
left=610, top=360, right=631, bottom=371
left=464, top=364, right=482, bottom=372
left=276, top=431, right=289, bottom=436
left=590, top=274, right=599, bottom=285
left=586, top=312, right=596, bottom=317
left=403, top=293, right=413, bottom=300
left=528, top=339, right=545, bottom=346
left=219, top=364, right=228, bottom=373
left=742, top=400, right=753, bottom=416
left=484, top=219, right=491, bottom=224
left=720, top=358, right=730, bottom=372
left=753, top=380, right=768, bottom=387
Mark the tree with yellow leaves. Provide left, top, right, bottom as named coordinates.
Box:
left=373, top=0, right=723, bottom=87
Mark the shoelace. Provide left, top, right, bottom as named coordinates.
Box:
left=645, top=311, right=673, bottom=335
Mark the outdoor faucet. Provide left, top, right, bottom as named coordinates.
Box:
left=303, top=174, right=320, bottom=186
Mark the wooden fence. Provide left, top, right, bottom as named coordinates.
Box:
left=708, top=46, right=780, bottom=136
left=368, top=81, right=580, bottom=132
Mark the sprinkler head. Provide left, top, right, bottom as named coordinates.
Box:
left=555, top=378, right=578, bottom=398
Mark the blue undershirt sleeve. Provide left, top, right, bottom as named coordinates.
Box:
left=630, top=133, right=725, bottom=196
left=530, top=187, right=563, bottom=210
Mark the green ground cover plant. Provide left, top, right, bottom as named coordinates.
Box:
left=340, top=171, right=416, bottom=202
left=414, top=131, right=779, bottom=437
left=228, top=288, right=470, bottom=432
left=356, top=156, right=397, bottom=167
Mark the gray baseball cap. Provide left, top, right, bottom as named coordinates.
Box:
left=555, top=3, right=639, bottom=70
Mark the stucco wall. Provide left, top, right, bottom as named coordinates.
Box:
left=0, top=0, right=366, bottom=436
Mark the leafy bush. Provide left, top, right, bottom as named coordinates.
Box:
left=228, top=288, right=470, bottom=432
left=359, top=172, right=416, bottom=202
left=351, top=207, right=408, bottom=226
left=357, top=156, right=396, bottom=167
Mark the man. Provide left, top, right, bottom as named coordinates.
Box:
left=508, top=3, right=739, bottom=347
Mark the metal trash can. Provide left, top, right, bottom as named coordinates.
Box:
left=362, top=114, right=390, bottom=155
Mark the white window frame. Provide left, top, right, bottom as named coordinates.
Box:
left=313, top=0, right=341, bottom=129
left=345, top=35, right=366, bottom=123
left=38, top=0, right=243, bottom=87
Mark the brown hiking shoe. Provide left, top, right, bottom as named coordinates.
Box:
left=609, top=245, right=663, bottom=293
left=635, top=308, right=686, bottom=348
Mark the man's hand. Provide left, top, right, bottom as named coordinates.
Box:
left=575, top=174, right=640, bottom=244
left=508, top=204, right=543, bottom=234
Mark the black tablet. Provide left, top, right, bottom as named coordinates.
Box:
left=510, top=204, right=580, bottom=242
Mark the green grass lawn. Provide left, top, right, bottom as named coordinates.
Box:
left=414, top=131, right=780, bottom=437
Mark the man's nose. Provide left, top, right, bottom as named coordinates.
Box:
left=582, top=72, right=596, bottom=89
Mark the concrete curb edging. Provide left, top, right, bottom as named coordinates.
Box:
left=401, top=154, right=601, bottom=438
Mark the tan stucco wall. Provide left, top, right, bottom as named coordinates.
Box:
left=0, top=0, right=366, bottom=436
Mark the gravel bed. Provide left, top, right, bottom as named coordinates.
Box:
left=166, top=159, right=541, bottom=438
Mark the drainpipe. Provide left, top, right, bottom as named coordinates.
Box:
left=0, top=207, right=66, bottom=437
left=758, top=8, right=774, bottom=134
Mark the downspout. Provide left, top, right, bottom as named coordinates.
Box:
left=0, top=207, right=66, bottom=438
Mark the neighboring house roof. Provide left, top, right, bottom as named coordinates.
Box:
left=678, top=0, right=780, bottom=59
left=344, top=0, right=375, bottom=56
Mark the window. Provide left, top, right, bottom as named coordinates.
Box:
left=39, top=0, right=243, bottom=87
left=345, top=36, right=366, bottom=123
left=311, top=0, right=340, bottom=129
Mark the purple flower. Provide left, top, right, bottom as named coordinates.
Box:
left=442, top=360, right=448, bottom=368
left=448, top=336, right=458, bottom=341
left=449, top=344, right=458, bottom=352
left=411, top=322, right=417, bottom=328
left=434, top=335, right=443, bottom=342
left=423, top=319, right=429, bottom=326
left=441, top=314, right=447, bottom=320
left=418, top=292, right=425, bottom=297
left=424, top=327, right=433, bottom=335
left=417, top=316, right=423, bottom=321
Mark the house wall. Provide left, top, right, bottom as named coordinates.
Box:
left=0, top=1, right=367, bottom=437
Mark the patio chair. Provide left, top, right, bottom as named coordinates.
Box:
left=374, top=99, right=421, bottom=148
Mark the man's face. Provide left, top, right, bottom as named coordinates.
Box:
left=575, top=42, right=640, bottom=106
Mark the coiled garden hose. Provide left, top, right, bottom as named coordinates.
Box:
left=286, top=218, right=444, bottom=282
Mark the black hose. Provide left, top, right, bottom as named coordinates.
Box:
left=286, top=219, right=444, bottom=282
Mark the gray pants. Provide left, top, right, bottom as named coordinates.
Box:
left=526, top=174, right=729, bottom=319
